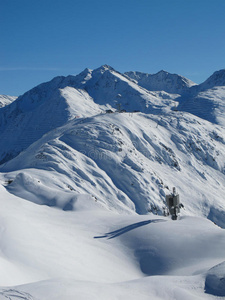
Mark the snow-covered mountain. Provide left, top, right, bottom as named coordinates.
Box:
left=1, top=111, right=225, bottom=225
left=1, top=65, right=225, bottom=220
left=124, top=70, right=197, bottom=94
left=57, top=64, right=179, bottom=112
left=178, top=69, right=225, bottom=126
left=0, top=65, right=225, bottom=299
left=198, top=69, right=225, bottom=91
left=178, top=86, right=225, bottom=126
left=0, top=65, right=179, bottom=165
left=0, top=94, right=17, bottom=108
left=124, top=68, right=225, bottom=126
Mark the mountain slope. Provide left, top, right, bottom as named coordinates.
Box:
left=58, top=65, right=179, bottom=112
left=124, top=68, right=225, bottom=126
left=178, top=86, right=225, bottom=126
left=198, top=69, right=225, bottom=91
left=0, top=94, right=17, bottom=108
left=124, top=70, right=197, bottom=94
left=0, top=85, right=102, bottom=165
left=177, top=70, right=225, bottom=126
left=1, top=111, right=225, bottom=227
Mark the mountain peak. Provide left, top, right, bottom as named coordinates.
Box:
left=199, top=69, right=225, bottom=90
left=156, top=70, right=168, bottom=75
left=125, top=70, right=196, bottom=94
left=80, top=67, right=93, bottom=76
left=96, top=64, right=115, bottom=73
left=101, top=64, right=114, bottom=70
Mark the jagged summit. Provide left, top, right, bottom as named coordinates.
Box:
left=40, top=64, right=176, bottom=112
left=97, top=64, right=116, bottom=72
left=61, top=65, right=117, bottom=88
left=0, top=65, right=175, bottom=165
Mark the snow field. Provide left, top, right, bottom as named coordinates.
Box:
left=0, top=182, right=224, bottom=299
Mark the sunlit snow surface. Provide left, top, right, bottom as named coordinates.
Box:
left=1, top=112, right=225, bottom=223
left=0, top=95, right=17, bottom=108
left=0, top=66, right=225, bottom=299
left=0, top=183, right=224, bottom=299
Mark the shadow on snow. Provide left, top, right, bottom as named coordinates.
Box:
left=94, top=219, right=166, bottom=240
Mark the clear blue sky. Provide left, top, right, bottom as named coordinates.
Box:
left=1, top=0, right=225, bottom=96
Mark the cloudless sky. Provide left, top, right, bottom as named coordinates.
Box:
left=1, top=0, right=225, bottom=96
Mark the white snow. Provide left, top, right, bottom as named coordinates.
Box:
left=124, top=70, right=197, bottom=94
left=179, top=86, right=225, bottom=127
left=205, top=261, right=225, bottom=297
left=0, top=95, right=17, bottom=108
left=198, top=69, right=225, bottom=91
left=0, top=185, right=224, bottom=299
left=1, top=111, right=225, bottom=223
left=0, top=65, right=225, bottom=299
left=0, top=182, right=225, bottom=299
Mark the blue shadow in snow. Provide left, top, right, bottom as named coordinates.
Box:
left=94, top=219, right=166, bottom=239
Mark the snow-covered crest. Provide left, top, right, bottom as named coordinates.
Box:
left=0, top=65, right=180, bottom=165
left=199, top=69, right=225, bottom=90
left=0, top=94, right=17, bottom=108
left=124, top=69, right=197, bottom=94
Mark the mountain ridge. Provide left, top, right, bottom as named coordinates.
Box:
left=1, top=65, right=225, bottom=165
left=198, top=69, right=225, bottom=91
left=124, top=69, right=197, bottom=94
left=0, top=65, right=180, bottom=165
left=1, top=110, right=225, bottom=226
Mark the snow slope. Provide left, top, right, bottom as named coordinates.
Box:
left=177, top=69, right=225, bottom=126
left=0, top=65, right=179, bottom=165
left=0, top=184, right=224, bottom=299
left=60, top=65, right=179, bottom=110
left=0, top=95, right=17, bottom=108
left=178, top=86, right=225, bottom=127
left=1, top=111, right=225, bottom=227
left=0, top=86, right=102, bottom=164
left=0, top=187, right=225, bottom=300
left=198, top=69, right=225, bottom=91
left=2, top=66, right=225, bottom=166
left=0, top=65, right=225, bottom=299
left=124, top=70, right=197, bottom=94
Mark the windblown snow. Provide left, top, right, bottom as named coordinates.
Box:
left=0, top=65, right=225, bottom=299
left=0, top=94, right=17, bottom=108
